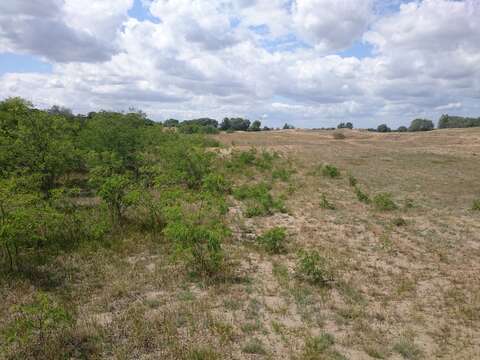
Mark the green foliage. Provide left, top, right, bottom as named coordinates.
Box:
left=409, top=118, right=434, bottom=132
left=242, top=339, right=267, bottom=355
left=2, top=292, right=73, bottom=358
left=348, top=174, right=358, bottom=187
left=248, top=120, right=262, bottom=131
left=373, top=193, right=398, bottom=211
left=257, top=227, right=287, bottom=254
left=438, top=114, right=480, bottom=129
left=164, top=222, right=226, bottom=277
left=355, top=186, right=371, bottom=204
left=202, top=173, right=231, bottom=194
left=393, top=338, right=422, bottom=360
left=392, top=217, right=407, bottom=226
left=377, top=124, right=391, bottom=133
left=321, top=164, right=340, bottom=178
left=295, top=250, right=334, bottom=286
left=96, top=175, right=140, bottom=224
left=233, top=183, right=285, bottom=217
left=471, top=199, right=480, bottom=211
left=320, top=193, right=335, bottom=210
left=303, top=333, right=335, bottom=356
left=220, top=117, right=251, bottom=131
left=397, top=126, right=408, bottom=132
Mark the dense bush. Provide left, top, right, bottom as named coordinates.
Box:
left=409, top=118, right=434, bottom=132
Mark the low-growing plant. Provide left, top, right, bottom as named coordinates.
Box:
left=393, top=338, right=422, bottom=360
left=472, top=199, right=480, bottom=211
left=257, top=227, right=287, bottom=254
left=242, top=338, right=267, bottom=355
left=164, top=222, right=227, bottom=277
left=2, top=292, right=74, bottom=358
left=355, top=186, right=370, bottom=204
left=348, top=174, right=358, bottom=187
left=234, top=183, right=286, bottom=217
left=295, top=250, right=334, bottom=286
left=322, top=164, right=340, bottom=178
left=320, top=193, right=336, bottom=210
left=332, top=132, right=346, bottom=140
left=202, top=173, right=231, bottom=194
left=373, top=193, right=398, bottom=211
left=392, top=217, right=407, bottom=226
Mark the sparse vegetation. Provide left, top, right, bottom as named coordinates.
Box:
left=1, top=98, right=479, bottom=359
left=373, top=193, right=398, bottom=211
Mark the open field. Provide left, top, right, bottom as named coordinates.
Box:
left=2, top=128, right=480, bottom=359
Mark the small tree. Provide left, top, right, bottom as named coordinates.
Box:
left=397, top=126, right=408, bottom=132
left=96, top=175, right=140, bottom=224
left=377, top=124, right=391, bottom=133
left=409, top=118, right=434, bottom=132
left=249, top=120, right=262, bottom=132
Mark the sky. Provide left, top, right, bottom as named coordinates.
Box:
left=0, top=0, right=479, bottom=128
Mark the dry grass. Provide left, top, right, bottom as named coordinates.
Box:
left=2, top=128, right=480, bottom=359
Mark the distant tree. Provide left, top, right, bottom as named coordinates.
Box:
left=409, top=118, right=434, bottom=132
left=220, top=118, right=250, bottom=131
left=438, top=114, right=480, bottom=129
left=337, top=122, right=353, bottom=129
left=397, top=126, right=408, bottom=132
left=219, top=118, right=231, bottom=130
left=262, top=126, right=271, bottom=131
left=47, top=105, right=74, bottom=119
left=377, top=124, right=391, bottom=133
left=283, top=123, right=295, bottom=130
left=163, top=119, right=180, bottom=127
left=249, top=120, right=262, bottom=131
left=181, top=118, right=218, bottom=128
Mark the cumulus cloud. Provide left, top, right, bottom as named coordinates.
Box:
left=0, top=0, right=132, bottom=62
left=0, top=0, right=480, bottom=128
left=292, top=0, right=373, bottom=51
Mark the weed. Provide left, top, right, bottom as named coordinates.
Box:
left=234, top=183, right=286, bottom=217
left=392, top=217, right=407, bottom=226
left=242, top=338, right=267, bottom=355
left=303, top=333, right=347, bottom=360
left=322, top=164, right=340, bottom=178
left=355, top=186, right=370, bottom=204
left=295, top=250, right=334, bottom=286
left=257, top=227, right=287, bottom=254
left=373, top=193, right=398, bottom=211
left=320, top=193, right=336, bottom=210
left=472, top=199, right=480, bottom=211
left=348, top=174, right=358, bottom=187
left=393, top=338, right=422, bottom=360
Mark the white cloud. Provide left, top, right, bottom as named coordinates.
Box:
left=292, top=0, right=373, bottom=51
left=0, top=0, right=480, bottom=128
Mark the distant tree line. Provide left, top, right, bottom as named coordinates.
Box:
left=438, top=114, right=480, bottom=129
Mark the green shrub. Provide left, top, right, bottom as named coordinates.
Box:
left=322, top=164, right=340, bottom=178
left=373, top=193, right=398, bottom=211
left=164, top=222, right=226, bottom=277
left=96, top=174, right=140, bottom=224
left=257, top=227, right=287, bottom=254
left=271, top=167, right=293, bottom=182
left=355, top=186, right=370, bottom=204
left=234, top=183, right=286, bottom=217
left=472, top=199, right=480, bottom=211
left=2, top=292, right=73, bottom=358
left=295, top=250, right=334, bottom=286
left=320, top=193, right=335, bottom=210
left=202, top=173, right=231, bottom=194
left=242, top=338, right=267, bottom=355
